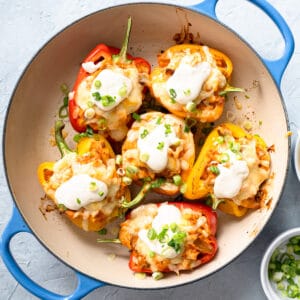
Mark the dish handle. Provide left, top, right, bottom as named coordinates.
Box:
left=0, top=205, right=105, bottom=300
left=191, top=0, right=294, bottom=85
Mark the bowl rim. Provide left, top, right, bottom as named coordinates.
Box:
left=260, top=227, right=300, bottom=300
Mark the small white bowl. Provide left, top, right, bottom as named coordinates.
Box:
left=294, top=134, right=300, bottom=182
left=260, top=228, right=300, bottom=300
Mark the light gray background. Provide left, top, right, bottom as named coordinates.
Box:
left=1, top=0, right=299, bottom=299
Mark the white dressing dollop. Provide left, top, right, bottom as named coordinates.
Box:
left=55, top=174, right=108, bottom=210
left=82, top=61, right=102, bottom=74
left=137, top=123, right=179, bottom=172
left=166, top=59, right=211, bottom=105
left=138, top=204, right=183, bottom=259
left=90, top=69, right=132, bottom=111
left=214, top=157, right=249, bottom=199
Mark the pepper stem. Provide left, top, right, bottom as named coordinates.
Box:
left=211, top=194, right=224, bottom=210
left=114, top=17, right=132, bottom=64
left=55, top=120, right=73, bottom=157
left=219, top=85, right=245, bottom=96
left=121, top=182, right=152, bottom=208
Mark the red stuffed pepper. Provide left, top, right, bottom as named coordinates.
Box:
left=118, top=202, right=217, bottom=276
left=68, top=17, right=151, bottom=141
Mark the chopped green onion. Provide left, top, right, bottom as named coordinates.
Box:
left=180, top=183, right=187, bottom=194
left=186, top=102, right=196, bottom=112
left=169, top=88, right=177, bottom=99
left=158, top=228, right=169, bottom=243
left=125, top=165, right=139, bottom=176
left=150, top=178, right=165, bottom=189
left=134, top=272, right=146, bottom=280
left=76, top=198, right=81, bottom=205
left=118, top=84, right=127, bottom=97
left=101, top=95, right=116, bottom=107
left=94, top=80, right=101, bottom=89
left=140, top=129, right=149, bottom=139
left=156, top=116, right=162, bottom=125
left=268, top=235, right=300, bottom=298
left=60, top=83, right=69, bottom=96
left=89, top=181, right=97, bottom=191
left=220, top=153, right=230, bottom=163
left=170, top=222, right=178, bottom=233
left=164, top=124, right=172, bottom=135
left=122, top=176, right=132, bottom=185
left=115, top=154, right=122, bottom=165
left=149, top=251, right=155, bottom=258
left=98, top=191, right=105, bottom=197
left=152, top=271, right=164, bottom=280
left=147, top=228, right=157, bottom=240
left=229, top=141, right=241, bottom=153
left=184, top=89, right=191, bottom=96
left=209, top=165, right=220, bottom=175
left=157, top=142, right=165, bottom=150
left=173, top=175, right=182, bottom=186
left=92, top=91, right=101, bottom=101
left=58, top=203, right=67, bottom=211
left=132, top=112, right=141, bottom=121
left=140, top=153, right=150, bottom=162
left=215, top=136, right=225, bottom=144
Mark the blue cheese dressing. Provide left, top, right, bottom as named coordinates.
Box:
left=55, top=174, right=108, bottom=210
left=214, top=151, right=249, bottom=198
left=137, top=122, right=180, bottom=172
left=166, top=57, right=211, bottom=105
left=90, top=68, right=132, bottom=111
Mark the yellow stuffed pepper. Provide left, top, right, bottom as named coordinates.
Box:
left=37, top=120, right=130, bottom=231
left=149, top=44, right=239, bottom=123
left=184, top=123, right=271, bottom=217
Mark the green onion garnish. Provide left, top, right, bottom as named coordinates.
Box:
left=140, top=129, right=149, bottom=139
left=98, top=191, right=105, bottom=197
left=268, top=235, right=300, bottom=298
left=164, top=124, right=172, bottom=135
left=94, top=80, right=101, bottom=89
left=132, top=112, right=141, bottom=121
left=157, top=142, right=165, bottom=150
left=209, top=165, right=220, bottom=175
left=147, top=228, right=157, bottom=240
left=173, top=175, right=182, bottom=186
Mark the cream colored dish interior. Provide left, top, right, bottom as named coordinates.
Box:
left=4, top=4, right=289, bottom=288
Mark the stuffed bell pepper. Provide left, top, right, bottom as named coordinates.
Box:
left=37, top=120, right=130, bottom=231
left=149, top=44, right=238, bottom=123
left=120, top=111, right=195, bottom=208
left=68, top=17, right=151, bottom=141
left=184, top=123, right=271, bottom=217
left=117, top=202, right=217, bottom=276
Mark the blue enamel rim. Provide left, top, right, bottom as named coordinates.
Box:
left=0, top=1, right=294, bottom=299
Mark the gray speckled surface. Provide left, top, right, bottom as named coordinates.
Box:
left=1, top=0, right=300, bottom=299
